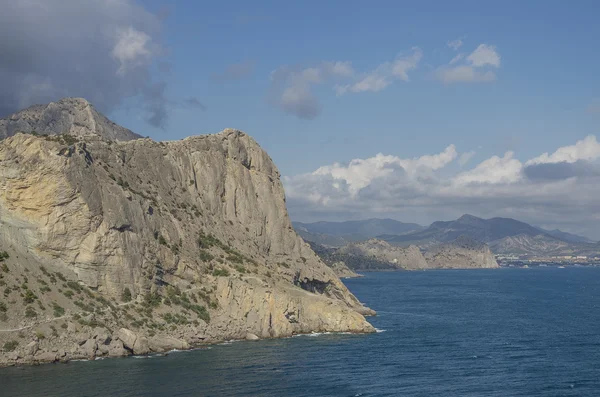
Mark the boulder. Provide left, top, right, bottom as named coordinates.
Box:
left=245, top=333, right=260, bottom=341
left=148, top=336, right=189, bottom=352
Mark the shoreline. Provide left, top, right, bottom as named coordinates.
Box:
left=0, top=327, right=377, bottom=369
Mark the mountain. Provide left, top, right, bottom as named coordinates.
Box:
left=0, top=99, right=373, bottom=367
left=383, top=214, right=599, bottom=256
left=293, top=218, right=424, bottom=246
left=536, top=228, right=595, bottom=244
left=311, top=237, right=497, bottom=271
left=0, top=97, right=141, bottom=141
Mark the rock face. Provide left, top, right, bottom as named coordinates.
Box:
left=0, top=98, right=140, bottom=141
left=338, top=239, right=429, bottom=270
left=0, top=100, right=374, bottom=366
left=425, top=236, right=499, bottom=269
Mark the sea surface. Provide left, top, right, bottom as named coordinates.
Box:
left=2, top=267, right=600, bottom=397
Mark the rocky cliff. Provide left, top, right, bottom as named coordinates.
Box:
left=0, top=98, right=140, bottom=141
left=425, top=236, right=499, bottom=269
left=338, top=239, right=429, bottom=270
left=0, top=104, right=374, bottom=366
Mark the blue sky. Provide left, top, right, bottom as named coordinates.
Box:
left=110, top=0, right=600, bottom=177
left=2, top=0, right=600, bottom=237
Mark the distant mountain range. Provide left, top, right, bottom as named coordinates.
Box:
left=295, top=214, right=599, bottom=257
left=293, top=219, right=424, bottom=247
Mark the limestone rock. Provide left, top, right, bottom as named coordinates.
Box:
left=245, top=333, right=260, bottom=341
left=425, top=236, right=499, bottom=269
left=148, top=336, right=189, bottom=352
left=0, top=98, right=375, bottom=366
left=24, top=341, right=39, bottom=357
left=107, top=339, right=128, bottom=358
left=338, top=239, right=429, bottom=270
left=0, top=98, right=140, bottom=141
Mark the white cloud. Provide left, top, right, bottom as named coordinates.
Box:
left=447, top=38, right=464, bottom=51
left=458, top=151, right=476, bottom=166
left=336, top=48, right=422, bottom=95
left=449, top=53, right=465, bottom=65
left=467, top=44, right=501, bottom=67
left=270, top=49, right=421, bottom=117
left=434, top=43, right=500, bottom=84
left=112, top=27, right=153, bottom=75
left=454, top=152, right=522, bottom=185
left=284, top=135, right=600, bottom=238
left=526, top=135, right=600, bottom=165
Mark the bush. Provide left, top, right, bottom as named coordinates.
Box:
left=143, top=292, right=162, bottom=308
left=3, top=341, right=18, bottom=352
left=55, top=272, right=66, bottom=282
left=60, top=323, right=68, bottom=329
left=63, top=290, right=74, bottom=298
left=234, top=265, right=246, bottom=274
left=52, top=303, right=65, bottom=317
left=212, top=268, right=230, bottom=277
left=35, top=331, right=45, bottom=340
left=121, top=288, right=132, bottom=303
left=158, top=235, right=168, bottom=246
left=0, top=301, right=6, bottom=312
left=199, top=250, right=214, bottom=262
left=1, top=263, right=8, bottom=273
left=23, top=290, right=37, bottom=304
left=66, top=281, right=82, bottom=293
left=25, top=306, right=37, bottom=318
left=0, top=251, right=9, bottom=261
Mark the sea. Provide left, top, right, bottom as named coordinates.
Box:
left=1, top=267, right=600, bottom=397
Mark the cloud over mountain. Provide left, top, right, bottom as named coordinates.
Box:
left=284, top=135, right=600, bottom=238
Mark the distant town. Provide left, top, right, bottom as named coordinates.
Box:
left=497, top=254, right=600, bottom=267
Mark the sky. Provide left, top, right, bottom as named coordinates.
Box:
left=1, top=0, right=600, bottom=238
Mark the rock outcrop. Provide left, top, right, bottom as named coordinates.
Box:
left=338, top=239, right=429, bottom=270
left=0, top=100, right=374, bottom=367
left=328, top=261, right=362, bottom=278
left=424, top=236, right=499, bottom=269
left=0, top=98, right=140, bottom=141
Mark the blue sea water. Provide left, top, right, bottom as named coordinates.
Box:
left=2, top=267, right=600, bottom=397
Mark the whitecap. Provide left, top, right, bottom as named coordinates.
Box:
left=375, top=328, right=386, bottom=333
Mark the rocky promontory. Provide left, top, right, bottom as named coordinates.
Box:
left=0, top=98, right=374, bottom=366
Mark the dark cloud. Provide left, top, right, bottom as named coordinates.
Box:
left=524, top=160, right=600, bottom=180
left=0, top=0, right=180, bottom=129
left=212, top=60, right=255, bottom=82
left=183, top=97, right=207, bottom=111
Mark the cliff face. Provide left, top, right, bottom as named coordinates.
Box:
left=0, top=123, right=373, bottom=366
left=425, top=236, right=499, bottom=269
left=338, top=239, right=429, bottom=270
left=0, top=98, right=140, bottom=141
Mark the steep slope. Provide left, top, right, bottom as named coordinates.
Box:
left=337, top=239, right=429, bottom=270
left=0, top=98, right=140, bottom=141
left=0, top=128, right=374, bottom=366
left=425, top=236, right=499, bottom=269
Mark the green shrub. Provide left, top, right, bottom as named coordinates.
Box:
left=66, top=281, right=82, bottom=293
left=234, top=265, right=246, bottom=274
left=158, top=235, right=168, bottom=246
left=0, top=251, right=9, bottom=261
left=0, top=301, right=6, bottom=312
left=52, top=303, right=65, bottom=317
left=35, top=331, right=45, bottom=340
left=143, top=292, right=162, bottom=308
left=199, top=250, right=214, bottom=262
left=55, top=272, right=66, bottom=282
left=3, top=341, right=18, bottom=352
left=63, top=290, right=74, bottom=298
left=25, top=306, right=37, bottom=318
left=212, top=268, right=230, bottom=277
left=1, top=263, right=8, bottom=273
left=23, top=290, right=37, bottom=304
left=60, top=323, right=68, bottom=329
left=121, top=287, right=132, bottom=303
